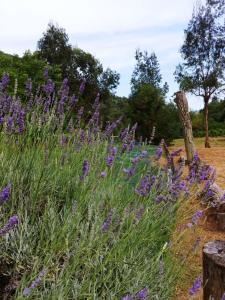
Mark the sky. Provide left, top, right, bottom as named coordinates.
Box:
left=0, top=0, right=205, bottom=110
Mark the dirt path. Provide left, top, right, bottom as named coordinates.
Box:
left=170, top=145, right=225, bottom=300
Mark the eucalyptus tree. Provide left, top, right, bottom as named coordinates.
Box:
left=175, top=0, right=225, bottom=147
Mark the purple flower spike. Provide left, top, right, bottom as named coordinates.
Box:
left=221, top=193, right=225, bottom=202
left=123, top=168, right=135, bottom=178
left=43, top=68, right=49, bottom=80
left=80, top=160, right=89, bottom=180
left=100, top=171, right=106, bottom=178
left=191, top=210, right=203, bottom=225
left=0, top=73, right=10, bottom=91
left=106, top=155, right=115, bottom=167
left=135, top=205, right=145, bottom=222
left=121, top=294, right=133, bottom=300
left=23, top=287, right=31, bottom=296
left=0, top=185, right=11, bottom=206
left=79, top=80, right=86, bottom=94
left=102, top=209, right=113, bottom=233
left=23, top=269, right=47, bottom=297
left=136, top=287, right=148, bottom=299
left=155, top=146, right=163, bottom=160
left=189, top=277, right=202, bottom=296
left=221, top=292, right=225, bottom=300
left=0, top=215, right=18, bottom=236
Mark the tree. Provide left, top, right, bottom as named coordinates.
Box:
left=175, top=0, right=225, bottom=147
left=131, top=49, right=168, bottom=95
left=68, top=48, right=120, bottom=123
left=37, top=23, right=73, bottom=77
left=129, top=50, right=172, bottom=142
left=129, top=84, right=180, bottom=143
left=0, top=50, right=61, bottom=98
left=37, top=24, right=120, bottom=122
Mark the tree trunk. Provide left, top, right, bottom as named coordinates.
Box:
left=203, top=240, right=225, bottom=300
left=174, top=91, right=195, bottom=163
left=204, top=97, right=211, bottom=148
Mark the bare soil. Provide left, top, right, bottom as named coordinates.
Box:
left=170, top=140, right=225, bottom=300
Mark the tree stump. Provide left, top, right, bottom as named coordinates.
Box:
left=203, top=240, right=225, bottom=300
left=174, top=91, right=195, bottom=163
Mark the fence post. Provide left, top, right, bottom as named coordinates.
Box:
left=174, top=91, right=195, bottom=163
left=203, top=240, right=225, bottom=300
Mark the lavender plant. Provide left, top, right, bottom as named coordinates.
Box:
left=0, top=71, right=207, bottom=300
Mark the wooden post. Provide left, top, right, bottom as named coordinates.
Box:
left=203, top=240, right=225, bottom=300
left=174, top=91, right=195, bottom=163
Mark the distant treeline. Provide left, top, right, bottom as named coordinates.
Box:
left=0, top=19, right=224, bottom=144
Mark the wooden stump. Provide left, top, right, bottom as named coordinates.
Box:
left=174, top=91, right=195, bottom=163
left=217, top=213, right=225, bottom=231
left=203, top=240, right=225, bottom=300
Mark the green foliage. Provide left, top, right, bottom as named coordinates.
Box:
left=36, top=24, right=120, bottom=123
left=191, top=99, right=225, bottom=137
left=131, top=49, right=168, bottom=95
left=37, top=23, right=73, bottom=77
left=0, top=50, right=61, bottom=98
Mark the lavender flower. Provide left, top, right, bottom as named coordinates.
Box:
left=220, top=192, right=225, bottom=202
left=79, top=80, right=86, bottom=94
left=60, top=134, right=68, bottom=147
left=191, top=210, right=203, bottom=224
left=123, top=168, right=135, bottom=178
left=0, top=74, right=10, bottom=91
left=68, top=95, right=78, bottom=108
left=106, top=155, right=115, bottom=168
left=221, top=293, right=225, bottom=300
left=155, top=195, right=166, bottom=204
left=189, top=277, right=202, bottom=295
left=77, top=106, right=84, bottom=122
left=43, top=68, right=49, bottom=80
left=0, top=185, right=11, bottom=205
left=135, top=287, right=148, bottom=299
left=135, top=175, right=156, bottom=197
left=100, top=171, right=106, bottom=178
left=23, top=269, right=47, bottom=297
left=193, top=152, right=200, bottom=162
left=103, top=117, right=122, bottom=137
left=155, top=146, right=163, bottom=160
left=131, top=156, right=142, bottom=165
left=25, top=78, right=32, bottom=96
left=179, top=180, right=187, bottom=191
left=135, top=205, right=145, bottom=222
left=0, top=215, right=18, bottom=236
left=102, top=209, right=113, bottom=232
left=141, top=150, right=148, bottom=157
left=171, top=148, right=182, bottom=157
left=80, top=160, right=89, bottom=180
left=93, top=93, right=100, bottom=108
left=121, top=128, right=129, bottom=140
left=43, top=79, right=54, bottom=94
left=110, top=147, right=117, bottom=156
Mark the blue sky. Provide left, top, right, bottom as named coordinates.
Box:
left=0, top=0, right=205, bottom=110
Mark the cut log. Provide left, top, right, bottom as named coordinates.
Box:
left=203, top=240, right=225, bottom=300
left=174, top=91, right=195, bottom=163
